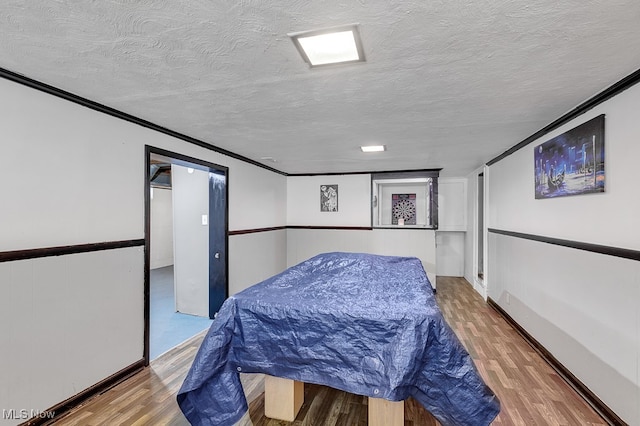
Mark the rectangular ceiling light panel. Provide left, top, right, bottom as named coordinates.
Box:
left=361, top=145, right=386, bottom=152
left=289, top=24, right=365, bottom=67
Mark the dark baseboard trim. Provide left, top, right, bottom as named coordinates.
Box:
left=229, top=226, right=287, bottom=236
left=488, top=228, right=640, bottom=262
left=0, top=239, right=145, bottom=263
left=287, top=225, right=374, bottom=231
left=229, top=225, right=375, bottom=235
left=20, top=359, right=146, bottom=426
left=487, top=298, right=625, bottom=426
left=228, top=225, right=447, bottom=234
left=373, top=226, right=437, bottom=231
left=487, top=67, right=640, bottom=166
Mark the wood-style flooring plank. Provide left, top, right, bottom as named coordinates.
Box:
left=52, top=277, right=607, bottom=425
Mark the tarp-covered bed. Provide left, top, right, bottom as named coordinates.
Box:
left=177, top=252, right=500, bottom=425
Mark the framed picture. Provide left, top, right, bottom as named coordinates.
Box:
left=534, top=114, right=605, bottom=199
left=320, top=185, right=338, bottom=212
left=391, top=193, right=417, bottom=225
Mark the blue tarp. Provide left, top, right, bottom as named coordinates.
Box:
left=177, top=252, right=500, bottom=425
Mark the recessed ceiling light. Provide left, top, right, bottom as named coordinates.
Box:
left=361, top=145, right=386, bottom=152
left=288, top=24, right=365, bottom=67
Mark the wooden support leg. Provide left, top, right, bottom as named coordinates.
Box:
left=368, top=397, right=404, bottom=426
left=264, top=375, right=304, bottom=421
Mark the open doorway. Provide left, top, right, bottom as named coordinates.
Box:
left=144, top=146, right=228, bottom=363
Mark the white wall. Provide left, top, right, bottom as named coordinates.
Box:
left=0, top=76, right=287, bottom=425
left=229, top=229, right=287, bottom=295
left=172, top=165, right=210, bottom=317
left=0, top=247, right=143, bottom=426
left=286, top=174, right=437, bottom=286
left=287, top=229, right=437, bottom=286
left=228, top=161, right=288, bottom=295
left=487, top=81, right=640, bottom=424
left=0, top=83, right=142, bottom=252
left=230, top=161, right=287, bottom=231
left=287, top=174, right=371, bottom=226
left=150, top=187, right=173, bottom=269
left=488, top=86, right=640, bottom=249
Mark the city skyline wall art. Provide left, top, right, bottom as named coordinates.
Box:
left=534, top=114, right=605, bottom=199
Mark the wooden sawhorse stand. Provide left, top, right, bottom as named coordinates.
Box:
left=264, top=375, right=404, bottom=425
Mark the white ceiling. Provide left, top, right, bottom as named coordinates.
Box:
left=2, top=1, right=640, bottom=176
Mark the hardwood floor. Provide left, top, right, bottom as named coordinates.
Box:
left=53, top=277, right=607, bottom=425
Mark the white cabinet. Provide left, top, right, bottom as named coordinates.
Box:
left=437, top=178, right=467, bottom=231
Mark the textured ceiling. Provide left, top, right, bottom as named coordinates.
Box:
left=2, top=1, right=640, bottom=176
